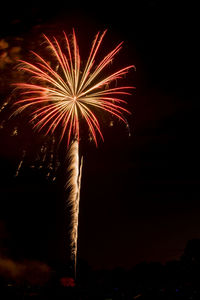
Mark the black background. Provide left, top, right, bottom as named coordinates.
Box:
left=0, top=1, right=200, bottom=270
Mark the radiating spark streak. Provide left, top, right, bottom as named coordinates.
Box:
left=77, top=30, right=107, bottom=93
left=30, top=102, right=72, bottom=132
left=15, top=160, right=23, bottom=177
left=18, top=62, right=69, bottom=94
left=41, top=36, right=73, bottom=92
left=79, top=42, right=124, bottom=93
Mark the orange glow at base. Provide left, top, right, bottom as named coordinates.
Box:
left=60, top=277, right=75, bottom=287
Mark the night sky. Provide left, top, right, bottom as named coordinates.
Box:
left=0, top=1, right=200, bottom=271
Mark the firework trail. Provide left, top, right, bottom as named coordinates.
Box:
left=65, top=139, right=83, bottom=277
left=0, top=100, right=9, bottom=114
left=12, top=30, right=134, bottom=277
left=0, top=97, right=12, bottom=129
left=15, top=149, right=26, bottom=177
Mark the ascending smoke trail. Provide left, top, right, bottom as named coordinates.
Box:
left=65, top=139, right=83, bottom=277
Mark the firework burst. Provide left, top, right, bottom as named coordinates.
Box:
left=13, top=30, right=134, bottom=146
left=12, top=30, right=135, bottom=277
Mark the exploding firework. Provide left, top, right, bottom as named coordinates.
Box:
left=13, top=30, right=135, bottom=277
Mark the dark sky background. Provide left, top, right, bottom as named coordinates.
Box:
left=0, top=1, right=200, bottom=271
